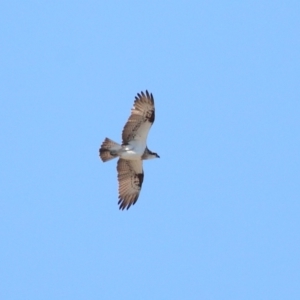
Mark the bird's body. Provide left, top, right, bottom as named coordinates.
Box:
left=102, top=140, right=145, bottom=160
left=99, top=90, right=159, bottom=210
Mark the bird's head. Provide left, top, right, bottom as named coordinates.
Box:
left=153, top=152, right=160, bottom=159
left=146, top=152, right=160, bottom=160
left=142, top=148, right=160, bottom=160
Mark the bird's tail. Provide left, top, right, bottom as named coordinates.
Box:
left=99, top=138, right=122, bottom=162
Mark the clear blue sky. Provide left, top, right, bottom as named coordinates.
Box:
left=1, top=1, right=299, bottom=299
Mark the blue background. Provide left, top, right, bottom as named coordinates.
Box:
left=1, top=1, right=299, bottom=299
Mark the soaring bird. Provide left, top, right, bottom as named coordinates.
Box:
left=99, top=90, right=159, bottom=210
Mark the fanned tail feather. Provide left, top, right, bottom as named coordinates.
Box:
left=99, top=138, right=121, bottom=162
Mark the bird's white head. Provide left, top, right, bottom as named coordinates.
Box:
left=142, top=148, right=160, bottom=160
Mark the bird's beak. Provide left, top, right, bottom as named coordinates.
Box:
left=157, top=154, right=160, bottom=158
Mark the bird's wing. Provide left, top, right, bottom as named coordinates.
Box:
left=117, top=158, right=144, bottom=210
left=122, top=90, right=155, bottom=145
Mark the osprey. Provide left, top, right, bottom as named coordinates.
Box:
left=99, top=90, right=159, bottom=210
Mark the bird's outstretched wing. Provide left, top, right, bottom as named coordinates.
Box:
left=117, top=159, right=144, bottom=210
left=122, top=90, right=155, bottom=145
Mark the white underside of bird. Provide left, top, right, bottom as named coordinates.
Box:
left=109, top=140, right=147, bottom=160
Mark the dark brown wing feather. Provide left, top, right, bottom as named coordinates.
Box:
left=122, top=90, right=155, bottom=145
left=117, top=159, right=144, bottom=210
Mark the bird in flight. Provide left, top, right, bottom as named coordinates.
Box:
left=99, top=90, right=159, bottom=210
